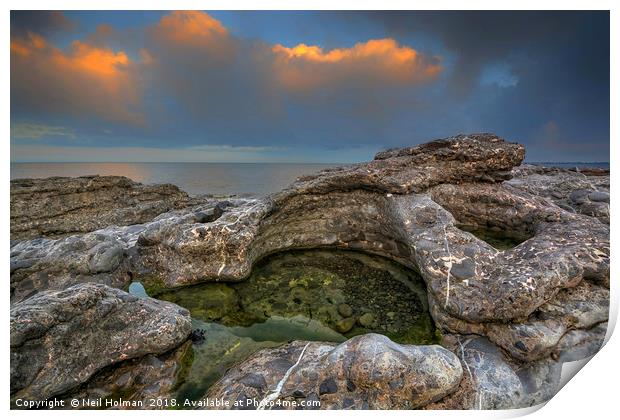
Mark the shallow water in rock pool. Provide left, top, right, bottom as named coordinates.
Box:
left=130, top=249, right=440, bottom=403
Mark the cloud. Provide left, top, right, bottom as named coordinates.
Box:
left=11, top=122, right=76, bottom=140
left=11, top=30, right=146, bottom=125
left=9, top=11, right=607, bottom=162
left=11, top=11, right=75, bottom=37
left=138, top=11, right=444, bottom=148
left=271, top=38, right=441, bottom=91
left=154, top=10, right=228, bottom=43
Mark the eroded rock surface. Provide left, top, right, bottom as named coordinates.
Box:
left=10, top=175, right=191, bottom=241
left=206, top=334, right=463, bottom=409
left=507, top=164, right=610, bottom=224
left=10, top=283, right=192, bottom=402
left=61, top=341, right=193, bottom=409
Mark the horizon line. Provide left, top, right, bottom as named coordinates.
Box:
left=10, top=160, right=611, bottom=165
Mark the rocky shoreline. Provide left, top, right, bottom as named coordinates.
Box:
left=10, top=133, right=610, bottom=409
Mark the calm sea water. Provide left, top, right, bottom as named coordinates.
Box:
left=10, top=163, right=340, bottom=196
left=528, top=162, right=610, bottom=170
left=10, top=161, right=609, bottom=196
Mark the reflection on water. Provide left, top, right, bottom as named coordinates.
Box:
left=10, top=162, right=339, bottom=196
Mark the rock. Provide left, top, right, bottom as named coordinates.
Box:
left=515, top=357, right=562, bottom=407
left=9, top=133, right=610, bottom=409
left=10, top=283, right=192, bottom=401
left=430, top=336, right=524, bottom=409
left=358, top=313, right=376, bottom=328
left=10, top=226, right=137, bottom=303
left=589, top=191, right=610, bottom=203
left=10, top=175, right=192, bottom=241
left=9, top=200, right=226, bottom=303
left=569, top=189, right=592, bottom=204
left=430, top=280, right=609, bottom=362
left=133, top=133, right=525, bottom=287
left=335, top=317, right=356, bottom=333
left=206, top=334, right=463, bottom=409
left=61, top=341, right=193, bottom=409
left=556, top=322, right=608, bottom=362
left=12, top=138, right=608, bottom=311
left=337, top=303, right=353, bottom=317
left=507, top=164, right=609, bottom=224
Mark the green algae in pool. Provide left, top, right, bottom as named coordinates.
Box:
left=132, top=249, right=440, bottom=403
left=457, top=224, right=532, bottom=250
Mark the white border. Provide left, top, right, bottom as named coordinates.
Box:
left=2, top=2, right=617, bottom=419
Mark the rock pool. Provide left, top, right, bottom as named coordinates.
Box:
left=131, top=249, right=440, bottom=402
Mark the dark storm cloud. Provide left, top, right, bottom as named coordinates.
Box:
left=10, top=11, right=610, bottom=162
left=355, top=11, right=610, bottom=160
left=365, top=11, right=608, bottom=97
left=11, top=11, right=75, bottom=36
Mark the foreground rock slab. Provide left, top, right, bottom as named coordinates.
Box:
left=10, top=283, right=192, bottom=402
left=10, top=175, right=191, bottom=241
left=206, top=334, right=463, bottom=409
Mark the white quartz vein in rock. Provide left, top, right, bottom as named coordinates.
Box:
left=442, top=224, right=454, bottom=308
left=257, top=342, right=311, bottom=410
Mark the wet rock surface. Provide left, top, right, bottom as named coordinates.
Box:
left=10, top=175, right=191, bottom=241
left=9, top=133, right=610, bottom=410
left=10, top=283, right=192, bottom=402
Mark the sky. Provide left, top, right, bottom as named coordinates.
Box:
left=10, top=11, right=610, bottom=163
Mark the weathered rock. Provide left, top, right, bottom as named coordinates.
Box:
left=10, top=175, right=191, bottom=241
left=514, top=357, right=562, bottom=407
left=429, top=336, right=523, bottom=409
left=10, top=226, right=138, bottom=303
left=485, top=280, right=608, bottom=362
left=62, top=341, right=193, bottom=409
left=555, top=322, right=608, bottom=362
left=206, top=334, right=463, bottom=409
left=507, top=165, right=609, bottom=224
left=10, top=283, right=192, bottom=401
left=9, top=200, right=226, bottom=303
left=132, top=133, right=524, bottom=287
left=429, top=280, right=608, bottom=362
left=10, top=134, right=609, bottom=353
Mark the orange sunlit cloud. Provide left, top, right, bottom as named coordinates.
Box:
left=150, top=10, right=231, bottom=52
left=11, top=31, right=145, bottom=125
left=271, top=38, right=442, bottom=91
left=157, top=10, right=227, bottom=41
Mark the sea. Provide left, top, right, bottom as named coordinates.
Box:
left=10, top=161, right=609, bottom=197
left=10, top=162, right=340, bottom=196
